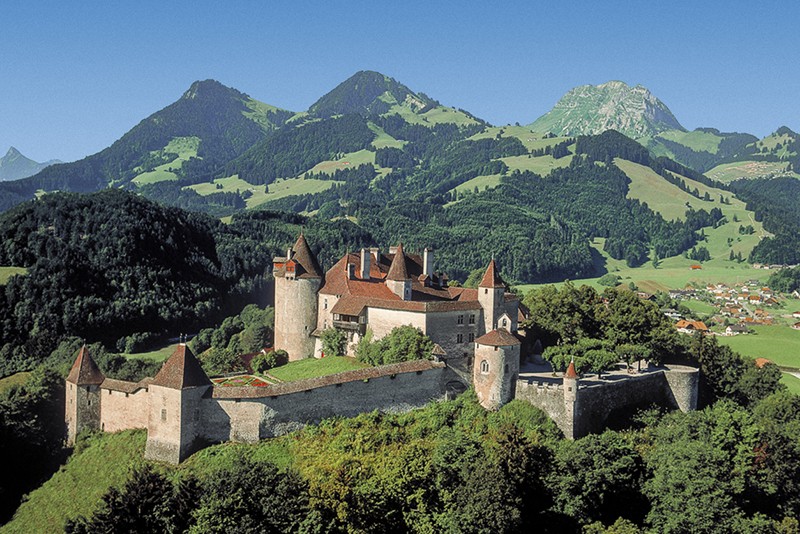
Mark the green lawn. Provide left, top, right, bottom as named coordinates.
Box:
left=705, top=160, right=799, bottom=183
left=0, top=372, right=31, bottom=394
left=120, top=343, right=177, bottom=363
left=1, top=430, right=147, bottom=534
left=781, top=373, right=800, bottom=395
left=681, top=299, right=717, bottom=316
left=132, top=136, right=200, bottom=185
left=500, top=154, right=573, bottom=176
left=657, top=129, right=723, bottom=154
left=267, top=356, right=370, bottom=383
left=717, top=325, right=800, bottom=369
left=187, top=174, right=340, bottom=210
left=368, top=122, right=406, bottom=149
left=303, top=149, right=376, bottom=176
left=0, top=266, right=26, bottom=285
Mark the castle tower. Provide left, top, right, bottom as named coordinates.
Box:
left=273, top=234, right=323, bottom=361
left=478, top=259, right=506, bottom=335
left=385, top=243, right=411, bottom=301
left=144, top=344, right=212, bottom=464
left=65, top=345, right=105, bottom=445
left=562, top=360, right=579, bottom=439
left=472, top=329, right=521, bottom=410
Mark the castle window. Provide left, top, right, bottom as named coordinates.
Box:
left=324, top=298, right=328, bottom=310
left=480, top=360, right=489, bottom=374
left=457, top=315, right=464, bottom=324
left=457, top=333, right=463, bottom=343
left=502, top=318, right=507, bottom=327
left=484, top=288, right=488, bottom=294
left=469, top=333, right=474, bottom=342
left=161, top=409, right=167, bottom=422
left=469, top=314, right=475, bottom=324
left=505, top=364, right=509, bottom=373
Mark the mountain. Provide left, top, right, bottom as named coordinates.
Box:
left=644, top=127, right=758, bottom=173
left=0, top=80, right=293, bottom=206
left=528, top=80, right=685, bottom=139
left=308, top=70, right=482, bottom=125
left=0, top=147, right=60, bottom=181
left=704, top=126, right=800, bottom=182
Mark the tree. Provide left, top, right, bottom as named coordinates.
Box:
left=251, top=350, right=279, bottom=374
left=320, top=328, right=347, bottom=358
left=356, top=326, right=434, bottom=366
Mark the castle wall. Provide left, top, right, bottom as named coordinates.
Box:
left=317, top=294, right=340, bottom=332
left=199, top=364, right=451, bottom=444
left=367, top=308, right=426, bottom=338
left=424, top=310, right=479, bottom=359
left=100, top=387, right=149, bottom=432
left=473, top=344, right=520, bottom=410
left=65, top=382, right=101, bottom=445
left=274, top=276, right=320, bottom=361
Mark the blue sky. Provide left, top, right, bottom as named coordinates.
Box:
left=2, top=1, right=798, bottom=162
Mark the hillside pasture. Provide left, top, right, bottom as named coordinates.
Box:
left=0, top=372, right=31, bottom=394
left=0, top=266, right=27, bottom=285
left=656, top=129, right=724, bottom=153
left=120, top=342, right=178, bottom=363
left=187, top=174, right=340, bottom=210
left=132, top=136, right=200, bottom=185
left=716, top=325, right=800, bottom=369
left=368, top=123, right=406, bottom=149
left=706, top=160, right=799, bottom=183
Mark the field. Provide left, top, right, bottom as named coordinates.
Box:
left=0, top=372, right=31, bottom=394
left=716, top=325, right=800, bottom=369
left=368, top=123, right=406, bottom=149
left=500, top=154, right=574, bottom=176
left=782, top=373, right=800, bottom=395
left=705, top=160, right=799, bottom=183
left=0, top=430, right=147, bottom=534
left=303, top=149, right=376, bottom=176
left=187, top=174, right=340, bottom=210
left=0, top=266, right=26, bottom=285
left=387, top=103, right=478, bottom=127
left=451, top=173, right=503, bottom=195
left=680, top=299, right=717, bottom=316
left=120, top=342, right=178, bottom=363
left=267, top=356, right=369, bottom=383
left=131, top=136, right=200, bottom=185
left=655, top=129, right=723, bottom=153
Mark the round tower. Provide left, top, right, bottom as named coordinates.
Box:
left=472, top=329, right=521, bottom=410
left=273, top=234, right=323, bottom=361
left=65, top=345, right=105, bottom=445
left=478, top=259, right=506, bottom=335
left=562, top=359, right=580, bottom=439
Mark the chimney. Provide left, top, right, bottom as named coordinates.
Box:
left=286, top=247, right=293, bottom=260
left=347, top=262, right=356, bottom=280
left=360, top=248, right=371, bottom=279
left=423, top=248, right=433, bottom=276
left=389, top=245, right=398, bottom=255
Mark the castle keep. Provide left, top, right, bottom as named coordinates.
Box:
left=66, top=235, right=699, bottom=463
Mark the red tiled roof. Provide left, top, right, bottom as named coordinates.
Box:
left=754, top=358, right=773, bottom=368
left=101, top=377, right=152, bottom=394
left=564, top=361, right=579, bottom=379
left=66, top=346, right=105, bottom=385
left=291, top=234, right=323, bottom=278
left=675, top=319, right=708, bottom=331
left=479, top=259, right=505, bottom=288
left=387, top=243, right=410, bottom=281
left=475, top=328, right=520, bottom=346
left=151, top=344, right=211, bottom=389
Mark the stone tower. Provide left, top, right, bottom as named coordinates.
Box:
left=65, top=345, right=105, bottom=445
left=273, top=234, right=323, bottom=361
left=478, top=259, right=506, bottom=335
left=385, top=243, right=412, bottom=301
left=562, top=360, right=579, bottom=439
left=144, top=344, right=212, bottom=464
left=473, top=329, right=521, bottom=410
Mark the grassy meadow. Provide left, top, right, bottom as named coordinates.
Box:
left=706, top=160, right=799, bottom=183
left=0, top=372, right=31, bottom=394
left=267, top=356, right=369, bottom=383
left=717, top=325, right=800, bottom=369
left=187, top=174, right=340, bottom=209
left=131, top=136, right=200, bottom=185
left=0, top=266, right=26, bottom=285
left=120, top=342, right=178, bottom=363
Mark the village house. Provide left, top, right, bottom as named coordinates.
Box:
left=675, top=319, right=709, bottom=335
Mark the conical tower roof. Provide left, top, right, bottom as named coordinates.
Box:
left=66, top=345, right=105, bottom=385
left=564, top=360, right=579, bottom=379
left=387, top=243, right=410, bottom=281
left=291, top=233, right=323, bottom=278
left=151, top=344, right=211, bottom=389
left=479, top=259, right=506, bottom=288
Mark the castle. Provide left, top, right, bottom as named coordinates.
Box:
left=65, top=235, right=699, bottom=463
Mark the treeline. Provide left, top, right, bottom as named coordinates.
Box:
left=228, top=114, right=376, bottom=185
left=0, top=191, right=375, bottom=375
left=731, top=177, right=800, bottom=264
left=653, top=130, right=756, bottom=172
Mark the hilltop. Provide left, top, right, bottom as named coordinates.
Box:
left=0, top=147, right=60, bottom=182
left=528, top=81, right=684, bottom=139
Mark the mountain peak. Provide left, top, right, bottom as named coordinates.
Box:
left=529, top=80, right=685, bottom=138
left=308, top=71, right=435, bottom=118
left=181, top=79, right=243, bottom=101
left=0, top=147, right=59, bottom=182
left=5, top=147, right=21, bottom=158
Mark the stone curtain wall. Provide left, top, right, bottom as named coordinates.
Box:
left=99, top=387, right=149, bottom=433
left=200, top=363, right=452, bottom=444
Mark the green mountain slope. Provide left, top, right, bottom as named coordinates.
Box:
left=0, top=80, right=293, bottom=208
left=0, top=147, right=60, bottom=182
left=706, top=126, right=800, bottom=182
left=529, top=80, right=684, bottom=138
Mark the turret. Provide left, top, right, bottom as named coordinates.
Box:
left=385, top=243, right=412, bottom=301
left=478, top=259, right=506, bottom=335
left=472, top=329, right=521, bottom=410
left=65, top=345, right=105, bottom=445
left=562, top=359, right=579, bottom=439
left=144, top=344, right=211, bottom=464
left=273, top=233, right=323, bottom=360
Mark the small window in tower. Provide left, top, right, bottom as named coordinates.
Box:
left=502, top=318, right=507, bottom=327
left=469, top=314, right=475, bottom=324
left=484, top=288, right=488, bottom=294
left=480, top=360, right=489, bottom=374
left=457, top=333, right=463, bottom=343
left=457, top=315, right=464, bottom=324
left=324, top=298, right=328, bottom=310
left=161, top=409, right=167, bottom=422
left=469, top=332, right=474, bottom=342
left=505, top=363, right=509, bottom=373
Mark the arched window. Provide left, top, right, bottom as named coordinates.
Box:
left=480, top=360, right=489, bottom=374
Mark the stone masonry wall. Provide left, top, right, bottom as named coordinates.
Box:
left=200, top=364, right=451, bottom=444
left=366, top=308, right=426, bottom=338
left=100, top=387, right=149, bottom=433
